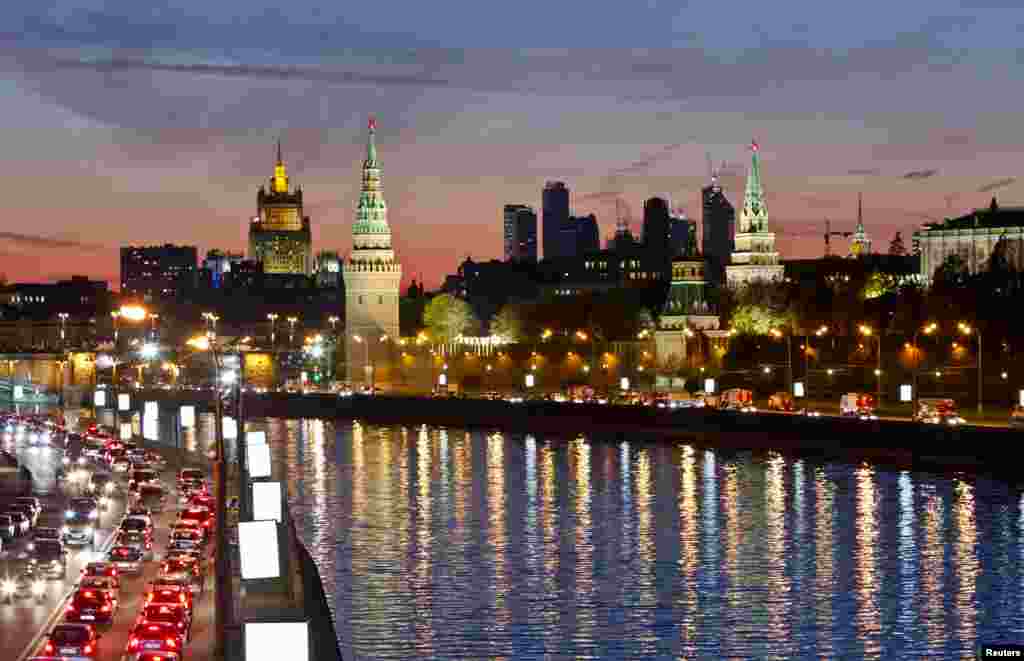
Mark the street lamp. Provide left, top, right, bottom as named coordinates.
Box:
left=111, top=310, right=121, bottom=345
left=770, top=328, right=793, bottom=395
left=958, top=322, right=983, bottom=415
left=202, top=312, right=220, bottom=338
left=911, top=322, right=937, bottom=417
left=287, top=316, right=298, bottom=346
left=185, top=334, right=231, bottom=656
left=858, top=324, right=882, bottom=402
left=57, top=313, right=69, bottom=347
left=266, top=313, right=279, bottom=347
left=148, top=313, right=160, bottom=342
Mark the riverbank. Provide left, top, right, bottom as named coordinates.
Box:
left=116, top=390, right=1021, bottom=480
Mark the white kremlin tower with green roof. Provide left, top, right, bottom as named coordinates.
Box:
left=726, top=140, right=784, bottom=287
left=343, top=117, right=402, bottom=386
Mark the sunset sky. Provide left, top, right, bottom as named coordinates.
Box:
left=2, top=1, right=1023, bottom=290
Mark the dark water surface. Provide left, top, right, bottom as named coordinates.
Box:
left=95, top=409, right=1024, bottom=659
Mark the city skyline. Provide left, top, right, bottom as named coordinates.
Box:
left=3, top=1, right=1024, bottom=289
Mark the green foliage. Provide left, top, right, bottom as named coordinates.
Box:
left=423, top=294, right=477, bottom=342
left=861, top=271, right=897, bottom=300
left=490, top=305, right=526, bottom=343
left=730, top=303, right=792, bottom=335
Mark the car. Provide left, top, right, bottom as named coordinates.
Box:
left=136, top=485, right=168, bottom=513
left=177, top=468, right=205, bottom=486
left=88, top=472, right=117, bottom=497
left=800, top=408, right=823, bottom=418
left=121, top=515, right=154, bottom=538
left=178, top=479, right=206, bottom=501
left=10, top=503, right=39, bottom=527
left=111, top=457, right=131, bottom=473
left=6, top=510, right=31, bottom=535
left=15, top=497, right=42, bottom=521
left=127, top=621, right=186, bottom=658
left=144, top=451, right=167, bottom=469
left=125, top=507, right=154, bottom=526
left=187, top=493, right=215, bottom=511
left=116, top=529, right=154, bottom=560
left=129, top=652, right=182, bottom=661
left=0, top=514, right=16, bottom=542
left=177, top=506, right=214, bottom=533
left=81, top=562, right=119, bottom=582
left=158, top=558, right=204, bottom=594
left=136, top=603, right=192, bottom=642
left=65, top=587, right=117, bottom=625
left=170, top=525, right=206, bottom=549
left=108, top=546, right=145, bottom=574
left=28, top=539, right=67, bottom=579
left=41, top=623, right=101, bottom=659
left=126, top=449, right=148, bottom=464
left=78, top=575, right=120, bottom=603
left=144, top=581, right=194, bottom=612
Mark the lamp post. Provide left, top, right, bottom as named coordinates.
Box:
left=267, top=313, right=279, bottom=347
left=958, top=322, right=983, bottom=415
left=859, top=324, right=882, bottom=403
left=148, top=313, right=160, bottom=343
left=806, top=325, right=827, bottom=381
left=911, top=322, right=937, bottom=418
left=202, top=312, right=220, bottom=338
left=287, top=316, right=298, bottom=346
left=58, top=313, right=69, bottom=348
left=185, top=334, right=231, bottom=659
left=770, top=328, right=793, bottom=395
left=111, top=311, right=121, bottom=345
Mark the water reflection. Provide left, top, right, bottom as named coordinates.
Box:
left=206, top=418, right=1024, bottom=661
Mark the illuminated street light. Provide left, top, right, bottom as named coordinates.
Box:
left=267, top=313, right=279, bottom=346
left=958, top=321, right=984, bottom=415
left=119, top=305, right=147, bottom=322
left=859, top=324, right=882, bottom=402
left=911, top=322, right=938, bottom=413
left=140, top=343, right=159, bottom=359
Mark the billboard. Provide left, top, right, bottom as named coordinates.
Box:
left=252, top=481, right=283, bottom=522
left=246, top=430, right=267, bottom=447
left=93, top=389, right=105, bottom=407
left=180, top=405, right=195, bottom=428
left=143, top=401, right=158, bottom=419
left=244, top=622, right=309, bottom=661
left=238, top=520, right=281, bottom=579
left=223, top=416, right=238, bottom=440
left=248, top=443, right=272, bottom=479
left=118, top=393, right=130, bottom=411
left=143, top=415, right=158, bottom=441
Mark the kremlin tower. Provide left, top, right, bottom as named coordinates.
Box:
left=342, top=117, right=402, bottom=387
left=726, top=140, right=784, bottom=286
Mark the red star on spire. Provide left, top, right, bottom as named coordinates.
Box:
left=751, top=139, right=759, bottom=152
left=368, top=116, right=377, bottom=131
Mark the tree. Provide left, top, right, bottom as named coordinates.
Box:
left=889, top=232, right=906, bottom=256
left=730, top=303, right=792, bottom=336
left=422, top=294, right=476, bottom=342
left=490, top=304, right=526, bottom=343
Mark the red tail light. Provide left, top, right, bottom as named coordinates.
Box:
left=83, top=644, right=93, bottom=654
left=166, top=638, right=177, bottom=649
left=66, top=604, right=76, bottom=613
left=84, top=591, right=94, bottom=598
left=179, top=594, right=186, bottom=604
left=44, top=643, right=54, bottom=654
left=101, top=603, right=111, bottom=612
left=128, top=636, right=138, bottom=650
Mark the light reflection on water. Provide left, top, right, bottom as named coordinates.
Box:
left=177, top=418, right=1024, bottom=661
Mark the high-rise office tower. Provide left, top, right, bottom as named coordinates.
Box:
left=642, top=196, right=672, bottom=276
left=701, top=170, right=735, bottom=287
left=503, top=204, right=538, bottom=262
left=542, top=181, right=570, bottom=259
left=120, top=244, right=198, bottom=301
left=668, top=211, right=691, bottom=258
left=572, top=214, right=600, bottom=255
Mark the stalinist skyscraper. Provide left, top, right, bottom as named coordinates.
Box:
left=343, top=117, right=402, bottom=387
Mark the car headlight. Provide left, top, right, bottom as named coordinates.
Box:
left=105, top=483, right=115, bottom=493
left=62, top=456, right=70, bottom=465
left=89, top=510, right=98, bottom=520
left=78, top=457, right=86, bottom=465
left=61, top=526, right=69, bottom=535
left=1, top=580, right=15, bottom=594
left=27, top=542, right=35, bottom=551
left=31, top=580, right=45, bottom=595
left=65, top=510, right=75, bottom=519
left=84, top=527, right=93, bottom=536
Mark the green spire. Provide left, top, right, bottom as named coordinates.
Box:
left=741, top=140, right=767, bottom=232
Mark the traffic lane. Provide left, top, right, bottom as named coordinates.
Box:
left=0, top=481, right=128, bottom=660
left=54, top=488, right=213, bottom=661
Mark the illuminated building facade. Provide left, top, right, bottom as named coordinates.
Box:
left=726, top=141, right=784, bottom=287
left=248, top=142, right=313, bottom=277
left=849, top=193, right=873, bottom=258
left=315, top=251, right=342, bottom=288
left=120, top=244, right=198, bottom=301
left=914, top=198, right=1024, bottom=283
left=343, top=117, right=402, bottom=385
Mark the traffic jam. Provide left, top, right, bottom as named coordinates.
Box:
left=1, top=412, right=213, bottom=661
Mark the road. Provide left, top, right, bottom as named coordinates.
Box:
left=0, top=418, right=217, bottom=661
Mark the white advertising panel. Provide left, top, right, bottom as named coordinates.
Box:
left=438, top=373, right=447, bottom=386
left=252, top=481, right=283, bottom=522
left=793, top=382, right=805, bottom=398
left=118, top=393, right=130, bottom=411
left=223, top=416, right=238, bottom=440
left=1019, top=389, right=1024, bottom=407
left=900, top=384, right=912, bottom=403
left=143, top=415, right=158, bottom=441
left=180, top=405, right=195, bottom=428
left=120, top=422, right=132, bottom=441
left=248, top=443, right=272, bottom=479
left=238, top=520, right=281, bottom=579
left=244, top=622, right=309, bottom=661
left=144, top=401, right=158, bottom=419
left=93, top=389, right=105, bottom=407
left=524, top=374, right=534, bottom=388
left=620, top=377, right=630, bottom=391
left=246, top=430, right=267, bottom=447
left=704, top=378, right=716, bottom=394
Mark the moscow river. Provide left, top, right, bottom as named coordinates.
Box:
left=97, top=411, right=1024, bottom=659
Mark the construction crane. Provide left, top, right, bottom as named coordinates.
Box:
left=823, top=219, right=852, bottom=257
